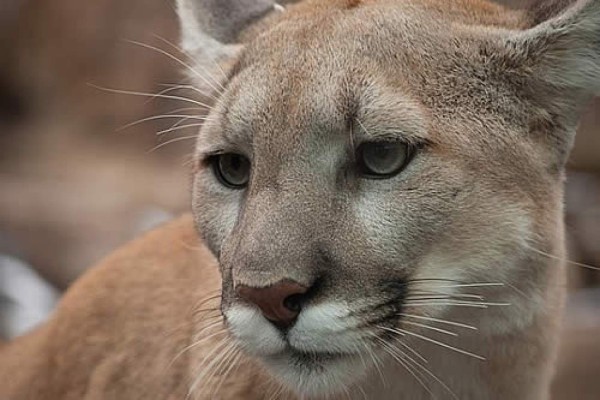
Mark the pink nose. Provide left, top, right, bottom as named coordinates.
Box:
left=236, top=280, right=309, bottom=328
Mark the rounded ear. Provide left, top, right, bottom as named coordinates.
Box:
left=497, top=0, right=600, bottom=167
left=513, top=0, right=600, bottom=98
left=175, top=0, right=282, bottom=93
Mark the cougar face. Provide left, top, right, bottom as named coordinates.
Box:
left=183, top=0, right=600, bottom=397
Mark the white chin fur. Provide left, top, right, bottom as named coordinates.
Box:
left=265, top=352, right=365, bottom=398
left=224, top=302, right=371, bottom=397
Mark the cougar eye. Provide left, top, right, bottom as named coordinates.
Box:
left=212, top=153, right=251, bottom=188
left=357, top=141, right=413, bottom=178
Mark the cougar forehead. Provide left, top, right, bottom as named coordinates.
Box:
left=195, top=3, right=546, bottom=243
left=200, top=0, right=548, bottom=186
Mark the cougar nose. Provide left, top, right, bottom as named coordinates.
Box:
left=236, top=280, right=309, bottom=328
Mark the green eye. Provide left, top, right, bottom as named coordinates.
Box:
left=357, top=141, right=414, bottom=178
left=212, top=153, right=251, bottom=189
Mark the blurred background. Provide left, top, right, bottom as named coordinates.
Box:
left=0, top=0, right=598, bottom=398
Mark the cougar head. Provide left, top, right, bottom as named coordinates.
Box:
left=177, top=0, right=600, bottom=396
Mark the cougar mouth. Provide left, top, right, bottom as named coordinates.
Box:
left=279, top=347, right=353, bottom=367
left=224, top=304, right=375, bottom=395
left=261, top=347, right=365, bottom=397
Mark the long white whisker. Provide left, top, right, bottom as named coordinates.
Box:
left=207, top=345, right=240, bottom=396
left=340, top=381, right=352, bottom=400
left=149, top=84, right=214, bottom=107
left=170, top=327, right=226, bottom=367
left=167, top=106, right=206, bottom=114
left=406, top=303, right=488, bottom=309
left=399, top=313, right=478, bottom=331
left=125, top=39, right=223, bottom=98
left=360, top=341, right=387, bottom=389
left=158, top=83, right=212, bottom=97
left=156, top=122, right=210, bottom=136
left=212, top=348, right=243, bottom=396
left=385, top=337, right=459, bottom=400
left=152, top=33, right=230, bottom=84
left=194, top=318, right=225, bottom=336
left=375, top=336, right=436, bottom=399
left=267, top=380, right=285, bottom=400
left=402, top=320, right=458, bottom=337
left=381, top=326, right=485, bottom=361
left=117, top=114, right=210, bottom=131
left=409, top=291, right=485, bottom=301
left=149, top=135, right=199, bottom=152
left=185, top=339, right=229, bottom=399
left=195, top=312, right=224, bottom=325
left=357, top=385, right=368, bottom=400
left=187, top=340, right=233, bottom=398
left=389, top=336, right=429, bottom=365
left=422, top=282, right=505, bottom=289
left=352, top=342, right=370, bottom=371
left=525, top=242, right=600, bottom=271
left=406, top=295, right=486, bottom=303
left=161, top=114, right=216, bottom=134
left=191, top=291, right=221, bottom=310
left=405, top=300, right=510, bottom=308
left=89, top=84, right=210, bottom=108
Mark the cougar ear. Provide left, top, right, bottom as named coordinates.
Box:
left=499, top=0, right=600, bottom=166
left=176, top=0, right=282, bottom=92
left=516, top=0, right=600, bottom=97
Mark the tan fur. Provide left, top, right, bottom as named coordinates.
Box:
left=2, top=0, right=600, bottom=399
left=0, top=215, right=563, bottom=400
left=0, top=215, right=274, bottom=399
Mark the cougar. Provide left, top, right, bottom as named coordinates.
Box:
left=1, top=0, right=599, bottom=398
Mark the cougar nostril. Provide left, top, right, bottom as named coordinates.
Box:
left=283, top=293, right=305, bottom=313
left=235, top=280, right=309, bottom=329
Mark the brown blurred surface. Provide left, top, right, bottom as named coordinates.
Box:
left=553, top=290, right=600, bottom=399
left=0, top=0, right=194, bottom=288
left=554, top=328, right=600, bottom=399
left=553, top=329, right=600, bottom=400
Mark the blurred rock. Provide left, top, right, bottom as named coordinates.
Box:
left=0, top=254, right=59, bottom=340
